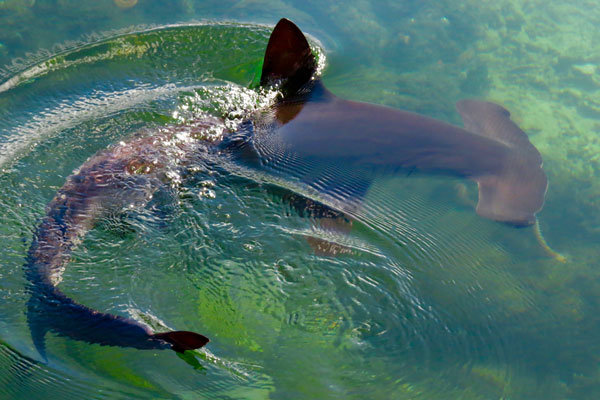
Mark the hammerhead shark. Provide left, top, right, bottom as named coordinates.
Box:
left=25, top=19, right=547, bottom=358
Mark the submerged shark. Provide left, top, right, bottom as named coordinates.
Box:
left=25, top=19, right=547, bottom=358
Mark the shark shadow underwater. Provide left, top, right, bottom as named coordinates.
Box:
left=25, top=19, right=547, bottom=359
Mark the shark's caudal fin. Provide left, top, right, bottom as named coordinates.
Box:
left=27, top=300, right=49, bottom=361
left=260, top=18, right=317, bottom=96
left=456, top=100, right=547, bottom=226
left=25, top=281, right=210, bottom=357
left=153, top=331, right=210, bottom=353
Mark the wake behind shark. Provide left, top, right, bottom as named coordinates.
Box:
left=25, top=19, right=547, bottom=358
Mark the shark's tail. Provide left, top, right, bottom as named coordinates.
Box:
left=26, top=297, right=49, bottom=362
left=23, top=144, right=210, bottom=359
left=25, top=267, right=209, bottom=359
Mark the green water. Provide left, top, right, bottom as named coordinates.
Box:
left=1, top=1, right=600, bottom=399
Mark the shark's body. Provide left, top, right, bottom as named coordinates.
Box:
left=26, top=121, right=220, bottom=356
left=25, top=19, right=547, bottom=358
left=221, top=20, right=546, bottom=227
left=220, top=81, right=545, bottom=226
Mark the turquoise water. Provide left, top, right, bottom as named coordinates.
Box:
left=1, top=1, right=600, bottom=399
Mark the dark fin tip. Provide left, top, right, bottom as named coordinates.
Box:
left=260, top=18, right=317, bottom=96
left=154, top=330, right=209, bottom=353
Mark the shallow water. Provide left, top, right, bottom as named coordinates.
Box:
left=1, top=1, right=600, bottom=399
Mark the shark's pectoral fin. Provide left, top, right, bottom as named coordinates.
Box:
left=306, top=215, right=355, bottom=256
left=273, top=187, right=356, bottom=256
left=456, top=99, right=547, bottom=226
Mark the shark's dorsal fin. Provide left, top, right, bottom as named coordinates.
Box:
left=260, top=18, right=317, bottom=96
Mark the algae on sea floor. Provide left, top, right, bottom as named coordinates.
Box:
left=2, top=1, right=600, bottom=398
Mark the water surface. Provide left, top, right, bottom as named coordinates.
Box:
left=1, top=1, right=600, bottom=399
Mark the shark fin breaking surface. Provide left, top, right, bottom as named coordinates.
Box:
left=260, top=18, right=317, bottom=96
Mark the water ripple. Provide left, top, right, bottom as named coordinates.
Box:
left=0, top=20, right=560, bottom=400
